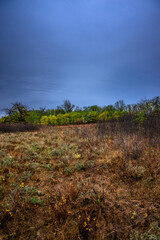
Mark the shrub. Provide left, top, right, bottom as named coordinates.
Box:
left=26, top=111, right=41, bottom=125
left=75, top=118, right=84, bottom=124
left=112, top=110, right=122, bottom=120
left=40, top=116, right=49, bottom=125
left=135, top=111, right=146, bottom=125
left=48, top=115, right=57, bottom=125
left=0, top=123, right=40, bottom=132
left=87, top=111, right=99, bottom=123
left=56, top=114, right=62, bottom=125
left=69, top=112, right=82, bottom=124
left=63, top=113, right=70, bottom=125
left=56, top=113, right=70, bottom=125
left=98, top=111, right=110, bottom=121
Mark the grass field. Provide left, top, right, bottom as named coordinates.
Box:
left=0, top=123, right=160, bottom=239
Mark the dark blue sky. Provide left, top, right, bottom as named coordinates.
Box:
left=0, top=0, right=160, bottom=113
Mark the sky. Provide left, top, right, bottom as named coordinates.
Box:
left=0, top=0, right=160, bottom=114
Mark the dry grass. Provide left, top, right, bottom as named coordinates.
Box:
left=0, top=123, right=160, bottom=239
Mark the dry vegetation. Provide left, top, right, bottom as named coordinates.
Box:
left=0, top=120, right=160, bottom=239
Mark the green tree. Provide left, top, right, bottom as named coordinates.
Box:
left=114, top=100, right=126, bottom=111
left=4, top=102, right=29, bottom=122
left=87, top=111, right=99, bottom=123
left=61, top=100, right=75, bottom=113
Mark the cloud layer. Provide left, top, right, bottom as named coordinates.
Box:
left=0, top=0, right=160, bottom=111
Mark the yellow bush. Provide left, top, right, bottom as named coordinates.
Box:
left=40, top=116, right=49, bottom=125
left=98, top=111, right=110, bottom=121
left=48, top=115, right=57, bottom=125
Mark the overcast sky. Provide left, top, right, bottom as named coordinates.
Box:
left=0, top=0, right=160, bottom=113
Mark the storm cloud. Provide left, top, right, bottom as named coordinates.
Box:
left=0, top=0, right=160, bottom=113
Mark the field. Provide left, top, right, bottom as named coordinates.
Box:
left=0, top=122, right=160, bottom=239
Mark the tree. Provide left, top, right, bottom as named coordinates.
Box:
left=151, top=96, right=160, bottom=113
left=74, top=106, right=82, bottom=112
left=55, top=106, right=65, bottom=115
left=60, top=100, right=75, bottom=113
left=83, top=105, right=102, bottom=113
left=114, top=100, right=126, bottom=111
left=4, top=102, right=29, bottom=122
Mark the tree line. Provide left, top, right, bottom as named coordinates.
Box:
left=0, top=97, right=160, bottom=125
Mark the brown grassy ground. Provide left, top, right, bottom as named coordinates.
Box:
left=0, top=123, right=160, bottom=239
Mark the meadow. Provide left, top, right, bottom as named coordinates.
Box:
left=0, top=119, right=160, bottom=239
